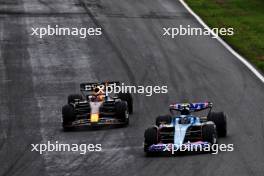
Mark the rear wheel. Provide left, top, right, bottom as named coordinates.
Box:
left=208, top=112, right=227, bottom=137
left=62, top=104, right=75, bottom=131
left=202, top=124, right=217, bottom=144
left=115, top=101, right=129, bottom=126
left=68, top=94, right=83, bottom=104
left=117, top=93, right=133, bottom=114
left=156, top=115, right=172, bottom=126
left=144, top=127, right=159, bottom=153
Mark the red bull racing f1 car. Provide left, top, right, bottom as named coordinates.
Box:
left=144, top=102, right=227, bottom=155
left=62, top=82, right=133, bottom=131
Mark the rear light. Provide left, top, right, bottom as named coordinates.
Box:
left=90, top=113, right=99, bottom=122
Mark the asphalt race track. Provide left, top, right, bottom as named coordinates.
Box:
left=0, top=0, right=263, bottom=176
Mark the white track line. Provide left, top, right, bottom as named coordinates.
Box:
left=179, top=0, right=264, bottom=83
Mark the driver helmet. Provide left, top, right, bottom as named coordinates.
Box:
left=91, top=87, right=104, bottom=102
left=181, top=106, right=190, bottom=115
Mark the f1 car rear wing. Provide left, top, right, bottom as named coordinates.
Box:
left=169, top=102, right=213, bottom=112
left=80, top=81, right=120, bottom=95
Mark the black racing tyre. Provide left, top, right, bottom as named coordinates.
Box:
left=144, top=127, right=159, bottom=152
left=202, top=124, right=217, bottom=144
left=62, top=104, right=75, bottom=130
left=115, top=101, right=129, bottom=125
left=117, top=93, right=133, bottom=114
left=208, top=112, right=227, bottom=137
left=156, top=115, right=172, bottom=126
left=67, top=94, right=83, bottom=104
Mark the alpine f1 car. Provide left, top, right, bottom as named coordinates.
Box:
left=61, top=81, right=133, bottom=130
left=144, top=102, right=227, bottom=155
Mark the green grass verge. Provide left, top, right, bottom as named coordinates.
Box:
left=185, top=0, right=264, bottom=72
